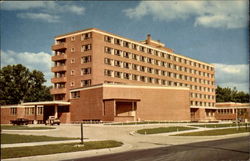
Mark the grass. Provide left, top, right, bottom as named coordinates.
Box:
left=136, top=126, right=196, bottom=135
left=174, top=127, right=250, bottom=136
left=1, top=125, right=55, bottom=130
left=1, top=140, right=123, bottom=159
left=1, top=134, right=78, bottom=144
left=191, top=123, right=250, bottom=128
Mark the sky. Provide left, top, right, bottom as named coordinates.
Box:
left=1, top=1, right=249, bottom=93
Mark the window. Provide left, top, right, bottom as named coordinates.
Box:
left=104, top=69, right=112, bottom=76
left=147, top=67, right=153, bottom=73
left=81, top=68, right=91, bottom=75
left=148, top=77, right=153, bottom=83
left=140, top=66, right=145, bottom=72
left=132, top=44, right=137, bottom=50
left=132, top=64, right=138, bottom=70
left=71, top=48, right=75, bottom=52
left=140, top=56, right=145, bottom=62
left=10, top=107, right=17, bottom=115
left=81, top=79, right=91, bottom=87
left=114, top=71, right=121, bottom=78
left=114, top=60, right=121, bottom=67
left=81, top=32, right=92, bottom=40
left=155, top=79, right=159, bottom=84
left=154, top=51, right=159, bottom=56
left=132, top=74, right=138, bottom=80
left=147, top=58, right=152, bottom=64
left=123, top=73, right=130, bottom=79
left=154, top=60, right=159, bottom=65
left=132, top=54, right=138, bottom=60
left=71, top=36, right=75, bottom=41
left=114, top=49, right=121, bottom=56
left=81, top=44, right=92, bottom=52
left=155, top=69, right=159, bottom=75
left=161, top=52, right=165, bottom=58
left=161, top=70, right=165, bottom=76
left=104, top=47, right=112, bottom=54
left=123, top=52, right=130, bottom=58
left=161, top=61, right=165, bottom=67
left=139, top=46, right=145, bottom=52
left=104, top=36, right=113, bottom=42
left=123, top=62, right=130, bottom=69
left=161, top=80, right=166, bottom=85
left=123, top=41, right=130, bottom=48
left=71, top=91, right=80, bottom=98
left=140, top=76, right=145, bottom=82
left=104, top=58, right=112, bottom=65
left=25, top=107, right=34, bottom=115
left=114, top=38, right=121, bottom=45
left=37, top=107, right=43, bottom=115
left=70, top=81, right=75, bottom=87
left=70, top=70, right=75, bottom=76
left=81, top=55, right=91, bottom=63
left=71, top=58, right=75, bottom=64
left=147, top=48, right=152, bottom=54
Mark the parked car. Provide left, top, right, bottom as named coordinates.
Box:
left=45, top=116, right=60, bottom=125
left=10, top=118, right=30, bottom=125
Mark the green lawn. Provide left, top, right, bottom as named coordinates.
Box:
left=1, top=140, right=123, bottom=159
left=1, top=134, right=78, bottom=144
left=191, top=123, right=250, bottom=128
left=1, top=125, right=55, bottom=130
left=136, top=126, right=196, bottom=134
left=174, top=127, right=250, bottom=136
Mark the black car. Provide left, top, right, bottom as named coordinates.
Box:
left=10, top=118, right=30, bottom=125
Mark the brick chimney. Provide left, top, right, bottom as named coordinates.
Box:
left=146, top=34, right=151, bottom=44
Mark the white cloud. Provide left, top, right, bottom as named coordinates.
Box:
left=1, top=1, right=85, bottom=23
left=124, top=1, right=248, bottom=29
left=1, top=1, right=45, bottom=10
left=17, top=13, right=60, bottom=23
left=1, top=50, right=53, bottom=86
left=214, top=63, right=249, bottom=93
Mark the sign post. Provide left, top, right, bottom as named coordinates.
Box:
left=81, top=123, right=84, bottom=144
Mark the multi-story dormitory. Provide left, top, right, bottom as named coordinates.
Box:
left=1, top=28, right=249, bottom=124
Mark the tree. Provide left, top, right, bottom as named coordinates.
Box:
left=216, top=86, right=249, bottom=103
left=0, top=64, right=53, bottom=105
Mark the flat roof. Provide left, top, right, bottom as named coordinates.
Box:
left=21, top=101, right=70, bottom=106
left=1, top=101, right=70, bottom=108
left=103, top=98, right=141, bottom=102
left=70, top=83, right=190, bottom=92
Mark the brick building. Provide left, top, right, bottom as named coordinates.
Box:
left=2, top=28, right=248, bottom=124
left=50, top=28, right=216, bottom=123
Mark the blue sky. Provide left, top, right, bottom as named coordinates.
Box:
left=1, top=1, right=249, bottom=92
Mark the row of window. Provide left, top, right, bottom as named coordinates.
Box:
left=190, top=93, right=215, bottom=100
left=10, top=107, right=43, bottom=115
left=70, top=44, right=92, bottom=52
left=217, top=109, right=247, bottom=114
left=104, top=69, right=215, bottom=93
left=104, top=58, right=214, bottom=86
left=105, top=47, right=214, bottom=78
left=56, top=32, right=92, bottom=44
left=104, top=36, right=214, bottom=71
left=191, top=101, right=215, bottom=107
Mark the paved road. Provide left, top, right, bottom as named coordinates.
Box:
left=68, top=136, right=250, bottom=161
